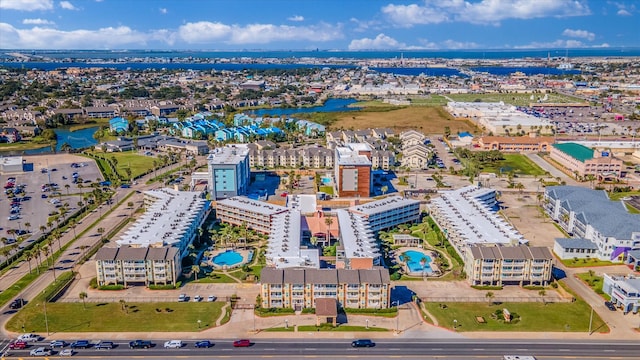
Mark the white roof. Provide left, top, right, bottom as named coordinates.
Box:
left=287, top=194, right=317, bottom=214
left=116, top=189, right=206, bottom=248
left=336, top=209, right=379, bottom=259
left=335, top=146, right=371, bottom=166
left=1, top=156, right=22, bottom=166
left=266, top=210, right=320, bottom=269
left=207, top=145, right=249, bottom=165
left=431, top=185, right=527, bottom=246
left=217, top=196, right=288, bottom=216
left=349, top=195, right=419, bottom=216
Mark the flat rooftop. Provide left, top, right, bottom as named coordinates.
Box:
left=207, top=145, right=249, bottom=165
left=336, top=209, right=379, bottom=259
left=349, top=195, right=419, bottom=216
left=217, top=196, right=288, bottom=216
left=553, top=143, right=594, bottom=162
left=335, top=146, right=371, bottom=166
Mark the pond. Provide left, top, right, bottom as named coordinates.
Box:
left=23, top=126, right=99, bottom=155
left=248, top=98, right=360, bottom=117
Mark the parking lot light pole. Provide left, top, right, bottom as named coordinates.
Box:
left=392, top=301, right=400, bottom=333
left=285, top=319, right=288, bottom=329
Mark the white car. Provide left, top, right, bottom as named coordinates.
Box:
left=207, top=295, right=217, bottom=302
left=18, top=333, right=40, bottom=341
left=30, top=347, right=52, bottom=356
left=193, top=295, right=203, bottom=302
left=59, top=348, right=74, bottom=356
left=164, top=340, right=183, bottom=349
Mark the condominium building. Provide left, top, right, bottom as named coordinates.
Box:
left=207, top=144, right=251, bottom=199
left=260, top=268, right=391, bottom=310
left=95, top=247, right=181, bottom=287
left=334, top=144, right=372, bottom=198
left=550, top=143, right=623, bottom=179
left=115, top=189, right=210, bottom=258
left=602, top=274, right=640, bottom=314
left=216, top=196, right=289, bottom=233
left=335, top=209, right=380, bottom=270
left=545, top=186, right=640, bottom=261
left=266, top=209, right=320, bottom=269
left=348, top=195, right=420, bottom=233
left=430, top=186, right=528, bottom=259
left=464, top=245, right=553, bottom=286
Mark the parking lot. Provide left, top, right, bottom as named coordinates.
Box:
left=1, top=154, right=103, bottom=256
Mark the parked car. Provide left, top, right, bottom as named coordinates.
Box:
left=233, top=339, right=251, bottom=347
left=193, top=295, right=203, bottom=302
left=164, top=340, right=183, bottom=349
left=351, top=339, right=375, bottom=348
left=129, top=340, right=153, bottom=349
left=9, top=341, right=27, bottom=350
left=9, top=298, right=24, bottom=309
left=207, top=295, right=217, bottom=302
left=605, top=301, right=616, bottom=311
left=178, top=294, right=188, bottom=302
left=95, top=341, right=114, bottom=350
left=30, top=347, right=52, bottom=356
left=194, top=340, right=212, bottom=348
left=50, top=340, right=68, bottom=348
left=70, top=340, right=91, bottom=349
left=59, top=348, right=74, bottom=356
left=18, top=333, right=39, bottom=341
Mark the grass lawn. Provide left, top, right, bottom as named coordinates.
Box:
left=86, top=150, right=155, bottom=180
left=576, top=272, right=610, bottom=301
left=297, top=325, right=389, bottom=332
left=424, top=301, right=608, bottom=332
left=332, top=106, right=477, bottom=133
left=319, top=185, right=334, bottom=195
left=479, top=154, right=546, bottom=176
left=607, top=191, right=640, bottom=200
left=7, top=301, right=224, bottom=332
left=561, top=258, right=615, bottom=268
left=447, top=92, right=585, bottom=107
left=193, top=272, right=239, bottom=283
left=263, top=327, right=295, bottom=332
left=0, top=140, right=54, bottom=151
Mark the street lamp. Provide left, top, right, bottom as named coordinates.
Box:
left=285, top=319, right=289, bottom=329
left=37, top=300, right=49, bottom=336
left=366, top=319, right=369, bottom=329
left=197, top=319, right=201, bottom=329
left=453, top=319, right=457, bottom=331
left=391, top=300, right=400, bottom=333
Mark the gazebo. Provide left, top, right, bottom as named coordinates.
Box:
left=315, top=298, right=338, bottom=327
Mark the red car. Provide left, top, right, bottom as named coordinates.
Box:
left=9, top=341, right=27, bottom=349
left=232, top=339, right=251, bottom=347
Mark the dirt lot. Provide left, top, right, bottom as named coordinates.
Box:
left=499, top=193, right=565, bottom=248
left=332, top=106, right=478, bottom=134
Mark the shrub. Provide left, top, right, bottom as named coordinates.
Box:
left=344, top=307, right=397, bottom=315
left=149, top=284, right=177, bottom=290
left=301, top=308, right=316, bottom=314
left=89, top=277, right=98, bottom=289
left=98, top=285, right=125, bottom=291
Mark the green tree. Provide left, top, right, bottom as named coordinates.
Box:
left=79, top=291, right=88, bottom=310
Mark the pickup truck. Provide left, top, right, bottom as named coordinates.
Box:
left=129, top=340, right=153, bottom=349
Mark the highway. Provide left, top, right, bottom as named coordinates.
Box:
left=2, top=339, right=639, bottom=359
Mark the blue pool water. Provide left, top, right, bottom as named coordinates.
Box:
left=212, top=250, right=244, bottom=266
left=400, top=250, right=432, bottom=273
left=321, top=177, right=332, bottom=184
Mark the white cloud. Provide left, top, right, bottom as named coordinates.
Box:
left=288, top=15, right=304, bottom=22
left=59, top=1, right=78, bottom=10
left=562, top=29, right=595, bottom=41
left=0, top=0, right=53, bottom=11
left=22, top=18, right=56, bottom=25
left=382, top=0, right=591, bottom=26
left=159, top=8, right=168, bottom=14
left=0, top=22, right=170, bottom=49
left=617, top=9, right=631, bottom=16
left=514, top=39, right=586, bottom=49
left=178, top=21, right=342, bottom=44
left=441, top=39, right=480, bottom=49
left=348, top=33, right=406, bottom=50
left=349, top=17, right=382, bottom=32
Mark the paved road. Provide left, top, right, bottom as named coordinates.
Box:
left=2, top=339, right=639, bottom=359
left=525, top=153, right=577, bottom=185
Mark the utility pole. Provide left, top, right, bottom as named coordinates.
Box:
left=588, top=307, right=594, bottom=334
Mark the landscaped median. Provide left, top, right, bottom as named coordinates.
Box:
left=7, top=300, right=226, bottom=333
left=264, top=324, right=389, bottom=332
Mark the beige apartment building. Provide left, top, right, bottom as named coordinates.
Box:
left=260, top=268, right=391, bottom=310
left=95, top=247, right=181, bottom=287
left=550, top=143, right=623, bottom=179
left=464, top=245, right=553, bottom=286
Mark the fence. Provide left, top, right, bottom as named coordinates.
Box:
left=422, top=296, right=571, bottom=303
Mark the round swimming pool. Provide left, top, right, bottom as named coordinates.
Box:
left=212, top=250, right=243, bottom=266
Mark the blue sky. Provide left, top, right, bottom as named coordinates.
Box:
left=0, top=0, right=638, bottom=50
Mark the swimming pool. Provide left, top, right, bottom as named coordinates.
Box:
left=321, top=177, right=332, bottom=184
left=400, top=250, right=432, bottom=273
left=212, top=250, right=244, bottom=266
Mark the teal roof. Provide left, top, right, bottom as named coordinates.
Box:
left=553, top=143, right=594, bottom=162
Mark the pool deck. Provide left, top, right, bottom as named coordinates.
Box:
left=208, top=248, right=252, bottom=270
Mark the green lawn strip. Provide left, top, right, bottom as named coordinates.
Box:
left=479, top=154, right=546, bottom=176
left=219, top=305, right=232, bottom=325
left=263, top=327, right=295, bottom=332
left=0, top=140, right=55, bottom=151
left=424, top=300, right=607, bottom=332
left=193, top=272, right=238, bottom=283
left=607, top=191, right=640, bottom=201
left=145, top=164, right=183, bottom=184
left=407, top=95, right=448, bottom=106
left=297, top=325, right=388, bottom=332
left=319, top=185, right=334, bottom=195
left=560, top=258, right=615, bottom=268
left=81, top=153, right=116, bottom=180
left=7, top=301, right=224, bottom=333
left=576, top=273, right=611, bottom=301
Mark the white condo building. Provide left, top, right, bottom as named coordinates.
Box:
left=348, top=195, right=420, bottom=232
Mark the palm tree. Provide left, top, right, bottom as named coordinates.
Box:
left=79, top=291, right=88, bottom=309
left=119, top=299, right=127, bottom=313
left=97, top=227, right=105, bottom=242
left=324, top=215, right=334, bottom=246
left=485, top=291, right=495, bottom=304
left=191, top=265, right=200, bottom=281
left=381, top=185, right=388, bottom=195
left=25, top=249, right=33, bottom=274
left=402, top=253, right=412, bottom=273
